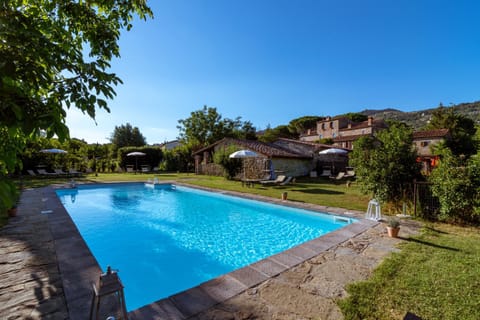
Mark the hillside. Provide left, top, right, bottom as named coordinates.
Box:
left=360, top=101, right=480, bottom=130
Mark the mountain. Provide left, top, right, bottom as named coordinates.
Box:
left=359, top=102, right=480, bottom=130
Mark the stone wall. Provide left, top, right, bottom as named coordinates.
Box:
left=271, top=158, right=313, bottom=177
left=199, top=163, right=224, bottom=176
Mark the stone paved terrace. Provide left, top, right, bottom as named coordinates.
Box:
left=0, top=184, right=421, bottom=319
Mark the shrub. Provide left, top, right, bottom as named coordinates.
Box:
left=429, top=148, right=480, bottom=224
left=213, top=145, right=242, bottom=179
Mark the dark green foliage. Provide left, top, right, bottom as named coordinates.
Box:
left=317, top=138, right=334, bottom=145
left=213, top=145, right=242, bottom=179
left=177, top=106, right=256, bottom=148
left=350, top=123, right=421, bottom=205
left=110, top=123, right=147, bottom=149
left=429, top=147, right=480, bottom=224
left=426, top=105, right=477, bottom=157
left=258, top=125, right=297, bottom=143
left=159, top=144, right=194, bottom=172
left=288, top=116, right=322, bottom=135
left=340, top=112, right=368, bottom=122
left=117, top=147, right=163, bottom=171
left=0, top=0, right=152, bottom=210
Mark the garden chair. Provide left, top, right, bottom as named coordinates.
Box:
left=329, top=172, right=345, bottom=180
left=54, top=169, right=68, bottom=176
left=37, top=168, right=58, bottom=176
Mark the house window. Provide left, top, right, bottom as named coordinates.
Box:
left=319, top=134, right=323, bottom=139
left=421, top=141, right=429, bottom=147
left=332, top=132, right=336, bottom=138
left=330, top=122, right=334, bottom=129
left=321, top=123, right=325, bottom=130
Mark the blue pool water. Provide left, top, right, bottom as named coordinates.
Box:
left=56, top=183, right=354, bottom=311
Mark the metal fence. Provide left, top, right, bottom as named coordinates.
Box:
left=413, top=180, right=440, bottom=219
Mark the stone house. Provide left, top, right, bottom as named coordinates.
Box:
left=300, top=116, right=388, bottom=149
left=272, top=138, right=349, bottom=175
left=192, top=138, right=322, bottom=179
left=413, top=129, right=450, bottom=173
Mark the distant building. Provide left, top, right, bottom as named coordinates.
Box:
left=300, top=116, right=388, bottom=149
left=413, top=129, right=450, bottom=173
left=156, top=140, right=182, bottom=151
left=193, top=138, right=326, bottom=178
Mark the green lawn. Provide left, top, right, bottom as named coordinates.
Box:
left=339, top=223, right=480, bottom=320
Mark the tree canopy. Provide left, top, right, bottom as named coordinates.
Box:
left=0, top=0, right=152, bottom=210
left=350, top=122, right=421, bottom=205
left=177, top=105, right=257, bottom=148
left=110, top=123, right=146, bottom=148
left=287, top=116, right=323, bottom=136
left=426, top=105, right=477, bottom=157
left=1, top=0, right=152, bottom=140
left=340, top=112, right=368, bottom=123
left=258, top=125, right=297, bottom=143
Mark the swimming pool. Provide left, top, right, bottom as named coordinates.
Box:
left=56, top=183, right=355, bottom=311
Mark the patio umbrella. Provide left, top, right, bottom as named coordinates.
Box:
left=229, top=150, right=260, bottom=179
left=40, top=148, right=67, bottom=154
left=319, top=148, right=349, bottom=174
left=318, top=148, right=348, bottom=155
left=127, top=151, right=146, bottom=171
left=229, top=150, right=259, bottom=158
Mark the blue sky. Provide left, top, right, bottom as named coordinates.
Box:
left=66, top=0, right=480, bottom=144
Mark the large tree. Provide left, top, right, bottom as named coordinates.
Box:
left=177, top=105, right=256, bottom=148
left=110, top=123, right=146, bottom=148
left=287, top=116, right=323, bottom=137
left=258, top=124, right=297, bottom=143
left=350, top=122, right=421, bottom=205
left=426, top=105, right=477, bottom=157
left=0, top=0, right=152, bottom=209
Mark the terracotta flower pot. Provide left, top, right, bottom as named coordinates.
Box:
left=281, top=192, right=288, bottom=201
left=387, top=226, right=400, bottom=238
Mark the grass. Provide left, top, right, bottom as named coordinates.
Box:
left=338, top=223, right=480, bottom=320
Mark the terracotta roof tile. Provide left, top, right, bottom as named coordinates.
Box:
left=413, top=129, right=450, bottom=139
left=193, top=138, right=311, bottom=158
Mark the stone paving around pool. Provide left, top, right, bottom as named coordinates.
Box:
left=0, top=184, right=421, bottom=320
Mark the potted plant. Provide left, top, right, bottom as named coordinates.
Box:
left=386, top=218, right=400, bottom=238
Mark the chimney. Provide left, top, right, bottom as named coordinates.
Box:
left=367, top=116, right=373, bottom=126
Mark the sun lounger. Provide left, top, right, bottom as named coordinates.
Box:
left=279, top=176, right=293, bottom=185
left=344, top=168, right=355, bottom=178
left=37, top=169, right=58, bottom=176
left=69, top=168, right=83, bottom=177
left=329, top=172, right=345, bottom=180
left=260, top=175, right=287, bottom=185
left=27, top=170, right=37, bottom=176
left=54, top=169, right=68, bottom=176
